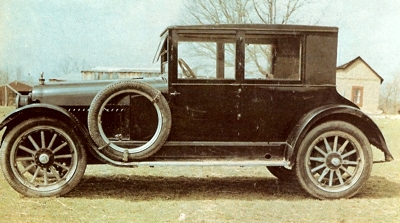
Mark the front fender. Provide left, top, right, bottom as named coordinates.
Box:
left=0, top=104, right=91, bottom=146
left=286, top=104, right=393, bottom=165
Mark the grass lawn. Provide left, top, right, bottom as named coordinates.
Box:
left=0, top=107, right=399, bottom=222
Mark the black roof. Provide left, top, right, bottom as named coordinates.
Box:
left=161, top=24, right=338, bottom=36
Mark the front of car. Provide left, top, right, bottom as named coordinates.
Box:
left=16, top=76, right=168, bottom=108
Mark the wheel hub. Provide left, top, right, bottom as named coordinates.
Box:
left=326, top=153, right=342, bottom=170
left=331, top=157, right=341, bottom=166
left=39, top=154, right=50, bottom=164
left=34, top=149, right=54, bottom=168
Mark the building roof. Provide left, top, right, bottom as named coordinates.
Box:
left=337, top=56, right=384, bottom=83
left=1, top=81, right=32, bottom=92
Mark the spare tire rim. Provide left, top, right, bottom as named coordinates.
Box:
left=97, top=89, right=163, bottom=154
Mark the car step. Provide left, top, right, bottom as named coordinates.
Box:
left=125, top=159, right=290, bottom=167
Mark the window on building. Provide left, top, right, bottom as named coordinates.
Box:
left=352, top=86, right=363, bottom=107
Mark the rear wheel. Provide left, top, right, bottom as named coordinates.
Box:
left=296, top=121, right=372, bottom=199
left=0, top=117, right=87, bottom=197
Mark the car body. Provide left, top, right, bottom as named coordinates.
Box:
left=0, top=24, right=393, bottom=199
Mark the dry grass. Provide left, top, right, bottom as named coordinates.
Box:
left=0, top=107, right=399, bottom=222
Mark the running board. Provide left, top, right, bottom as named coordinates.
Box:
left=112, top=141, right=289, bottom=147
left=125, top=160, right=290, bottom=167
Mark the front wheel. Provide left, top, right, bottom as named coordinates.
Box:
left=296, top=121, right=372, bottom=199
left=0, top=117, right=87, bottom=197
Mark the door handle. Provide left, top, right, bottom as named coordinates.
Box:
left=170, top=91, right=181, bottom=96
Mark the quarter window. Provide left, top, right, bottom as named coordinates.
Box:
left=244, top=36, right=301, bottom=80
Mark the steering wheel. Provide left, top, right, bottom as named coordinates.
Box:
left=178, top=58, right=197, bottom=78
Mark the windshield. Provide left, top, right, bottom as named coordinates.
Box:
left=152, top=33, right=168, bottom=64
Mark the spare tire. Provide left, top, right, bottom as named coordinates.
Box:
left=88, top=80, right=171, bottom=161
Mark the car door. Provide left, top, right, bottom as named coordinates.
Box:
left=169, top=82, right=241, bottom=141
left=240, top=34, right=304, bottom=142
left=167, top=33, right=241, bottom=141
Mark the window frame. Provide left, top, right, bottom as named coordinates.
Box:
left=173, top=31, right=238, bottom=83
left=242, top=34, right=304, bottom=84
left=351, top=86, right=364, bottom=107
left=168, top=29, right=305, bottom=85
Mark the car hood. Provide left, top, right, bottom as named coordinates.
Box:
left=31, top=77, right=168, bottom=106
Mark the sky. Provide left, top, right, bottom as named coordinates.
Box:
left=1, top=0, right=400, bottom=83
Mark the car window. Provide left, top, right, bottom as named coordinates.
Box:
left=245, top=36, right=301, bottom=81
left=177, top=38, right=236, bottom=80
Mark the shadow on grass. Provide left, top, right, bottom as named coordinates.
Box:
left=67, top=174, right=400, bottom=200
left=69, top=175, right=308, bottom=200
left=357, top=175, right=400, bottom=199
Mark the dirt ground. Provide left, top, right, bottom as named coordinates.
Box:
left=0, top=106, right=399, bottom=222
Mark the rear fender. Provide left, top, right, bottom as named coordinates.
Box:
left=286, top=104, right=393, bottom=165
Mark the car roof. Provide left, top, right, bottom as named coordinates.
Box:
left=161, top=24, right=338, bottom=36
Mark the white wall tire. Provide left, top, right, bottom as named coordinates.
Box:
left=87, top=80, right=171, bottom=161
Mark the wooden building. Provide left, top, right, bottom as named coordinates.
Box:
left=336, top=57, right=383, bottom=113
left=0, top=81, right=32, bottom=106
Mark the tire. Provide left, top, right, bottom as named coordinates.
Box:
left=267, top=166, right=296, bottom=181
left=0, top=117, right=87, bottom=197
left=87, top=80, right=171, bottom=161
left=295, top=121, right=372, bottom=199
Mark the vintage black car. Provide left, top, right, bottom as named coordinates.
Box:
left=0, top=24, right=394, bottom=199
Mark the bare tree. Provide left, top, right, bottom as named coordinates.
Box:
left=59, top=57, right=88, bottom=77
left=0, top=67, right=36, bottom=85
left=2, top=66, right=24, bottom=82
left=182, top=1, right=316, bottom=76
left=184, top=0, right=315, bottom=25
left=0, top=69, right=9, bottom=85
left=59, top=60, right=73, bottom=76
left=380, top=73, right=400, bottom=114
left=184, top=0, right=252, bottom=24
left=252, top=0, right=314, bottom=24
left=14, top=66, right=23, bottom=81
